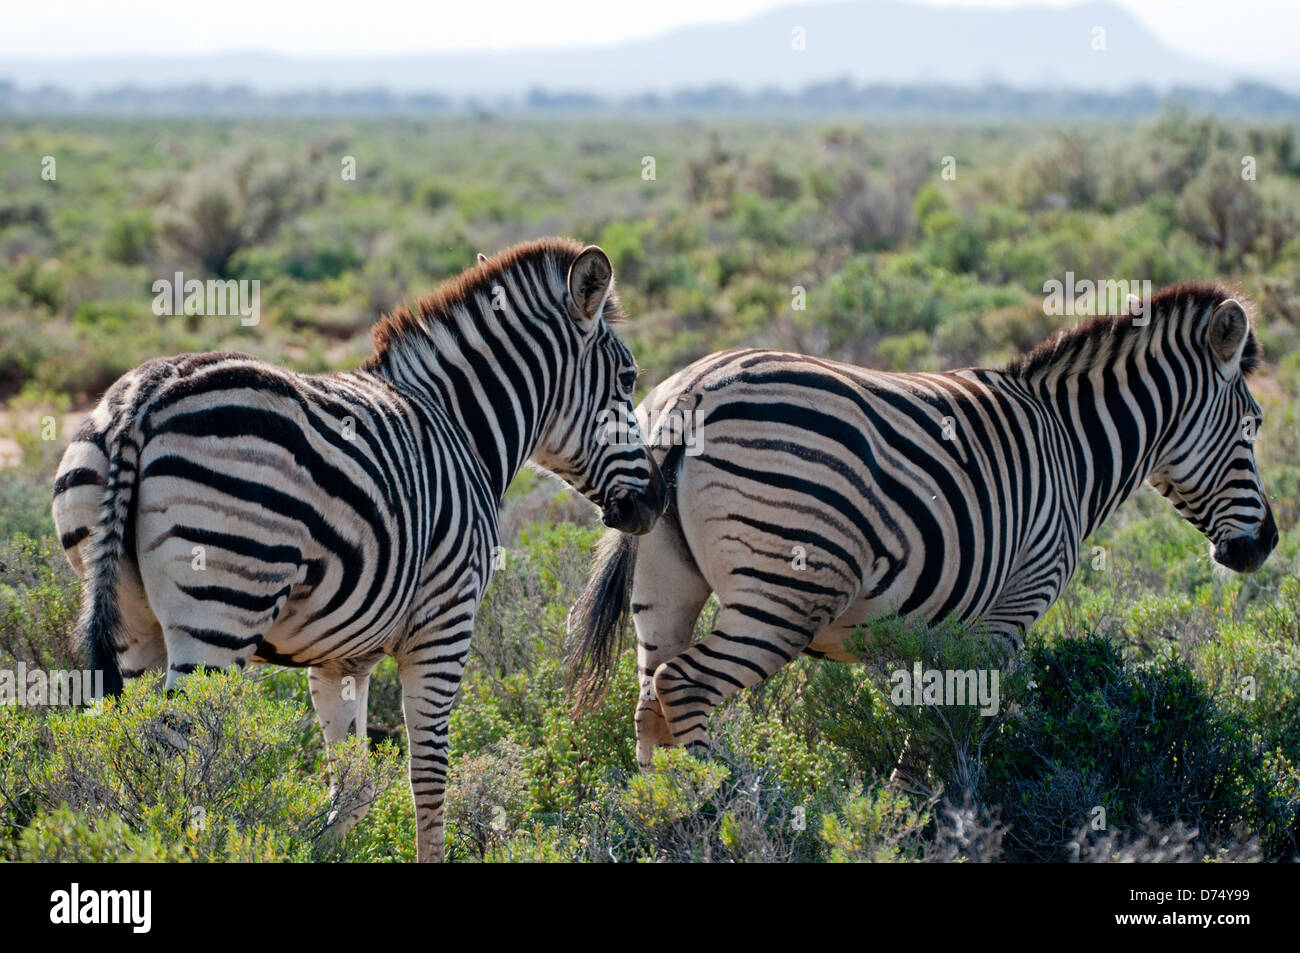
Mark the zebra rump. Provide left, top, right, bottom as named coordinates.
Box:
left=80, top=360, right=183, bottom=696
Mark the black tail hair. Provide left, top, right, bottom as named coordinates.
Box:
left=566, top=529, right=638, bottom=714
left=80, top=369, right=168, bottom=698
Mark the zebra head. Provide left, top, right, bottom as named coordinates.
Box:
left=1149, top=298, right=1277, bottom=573
left=532, top=244, right=665, bottom=535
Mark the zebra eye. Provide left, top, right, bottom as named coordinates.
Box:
left=618, top=369, right=638, bottom=396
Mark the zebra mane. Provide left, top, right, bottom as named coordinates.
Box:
left=365, top=237, right=620, bottom=370
left=1006, top=281, right=1260, bottom=380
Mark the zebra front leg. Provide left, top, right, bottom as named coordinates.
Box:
left=887, top=619, right=1023, bottom=794
left=653, top=604, right=812, bottom=753
left=397, top=624, right=472, bottom=863
left=310, top=656, right=382, bottom=837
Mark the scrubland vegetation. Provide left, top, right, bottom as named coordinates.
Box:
left=1, top=113, right=1298, bottom=861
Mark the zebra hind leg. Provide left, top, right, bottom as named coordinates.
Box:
left=310, top=656, right=383, bottom=838
left=630, top=516, right=712, bottom=770
left=147, top=580, right=294, bottom=767
left=140, top=534, right=298, bottom=693
left=106, top=559, right=167, bottom=683
left=146, top=610, right=280, bottom=758
left=653, top=603, right=813, bottom=754
left=157, top=605, right=285, bottom=691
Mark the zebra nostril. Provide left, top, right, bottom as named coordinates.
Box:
left=601, top=492, right=631, bottom=528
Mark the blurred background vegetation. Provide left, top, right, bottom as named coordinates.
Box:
left=1, top=111, right=1299, bottom=861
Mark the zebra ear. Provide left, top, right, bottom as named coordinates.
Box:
left=567, top=245, right=613, bottom=328
left=477, top=253, right=489, bottom=266
left=1209, top=299, right=1249, bottom=368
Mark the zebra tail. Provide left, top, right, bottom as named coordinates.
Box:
left=80, top=375, right=163, bottom=699
left=566, top=528, right=639, bottom=714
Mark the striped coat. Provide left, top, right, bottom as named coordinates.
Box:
left=570, top=283, right=1276, bottom=768
left=53, top=239, right=663, bottom=860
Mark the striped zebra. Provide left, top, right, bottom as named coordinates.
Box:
left=52, top=238, right=664, bottom=862
left=569, top=282, right=1277, bottom=768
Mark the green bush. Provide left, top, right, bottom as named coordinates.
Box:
left=0, top=534, right=81, bottom=671
left=0, top=670, right=403, bottom=862
left=821, top=786, right=932, bottom=862
left=103, top=211, right=156, bottom=265
left=985, top=634, right=1298, bottom=860
left=158, top=149, right=325, bottom=277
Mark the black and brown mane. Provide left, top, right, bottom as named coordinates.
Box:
left=1006, top=281, right=1260, bottom=379
left=365, top=237, right=622, bottom=367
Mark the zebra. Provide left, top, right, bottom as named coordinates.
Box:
left=52, top=238, right=664, bottom=862
left=569, top=282, right=1277, bottom=769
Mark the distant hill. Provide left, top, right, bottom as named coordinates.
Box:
left=5, top=79, right=1299, bottom=121
left=1, top=0, right=1283, bottom=99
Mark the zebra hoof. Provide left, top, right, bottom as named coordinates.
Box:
left=324, top=782, right=377, bottom=838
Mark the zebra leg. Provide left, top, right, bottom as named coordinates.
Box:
left=107, top=560, right=167, bottom=682
left=150, top=570, right=297, bottom=692
left=630, top=519, right=712, bottom=769
left=139, top=520, right=299, bottom=692
left=159, top=620, right=266, bottom=690
left=396, top=620, right=473, bottom=863
left=310, top=656, right=382, bottom=837
left=653, top=604, right=812, bottom=752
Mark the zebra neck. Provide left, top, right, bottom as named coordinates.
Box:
left=371, top=326, right=553, bottom=502
left=1036, top=369, right=1172, bottom=541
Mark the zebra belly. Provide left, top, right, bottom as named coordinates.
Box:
left=674, top=441, right=1013, bottom=641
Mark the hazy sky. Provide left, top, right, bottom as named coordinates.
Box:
left=4, top=0, right=1297, bottom=70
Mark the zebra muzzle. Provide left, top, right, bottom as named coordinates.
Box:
left=1213, top=507, right=1279, bottom=574
left=601, top=461, right=665, bottom=536
left=601, top=491, right=660, bottom=535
